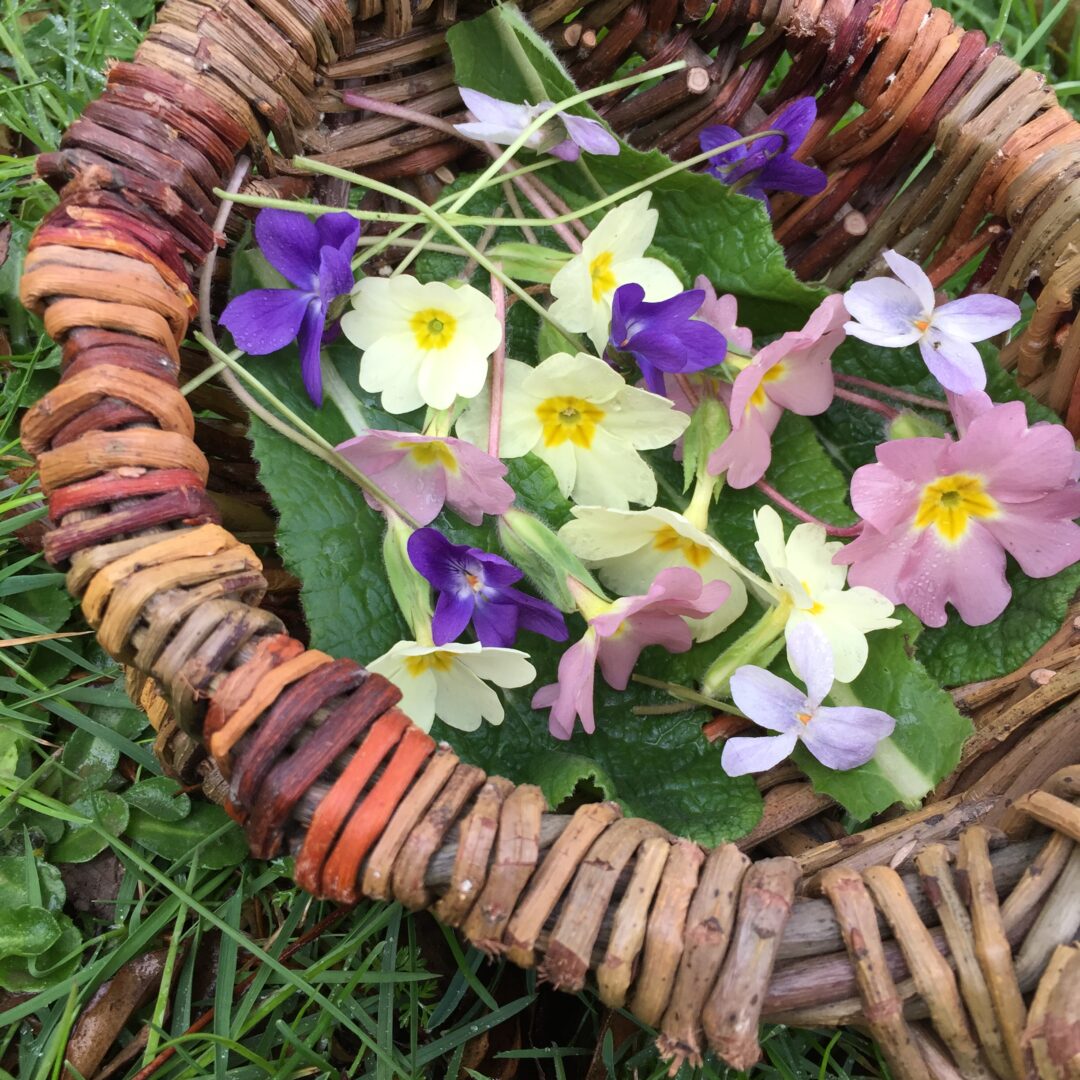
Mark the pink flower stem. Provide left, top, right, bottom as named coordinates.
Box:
left=515, top=174, right=589, bottom=239
left=508, top=170, right=582, bottom=253
left=755, top=479, right=863, bottom=538
left=834, top=386, right=900, bottom=420
left=342, top=91, right=461, bottom=137
left=488, top=276, right=507, bottom=458
left=835, top=373, right=949, bottom=412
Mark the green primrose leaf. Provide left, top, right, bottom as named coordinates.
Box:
left=0, top=907, right=61, bottom=960
left=0, top=855, right=66, bottom=912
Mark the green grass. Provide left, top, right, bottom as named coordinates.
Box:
left=1, top=0, right=1076, bottom=1075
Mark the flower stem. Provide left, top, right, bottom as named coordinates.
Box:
left=452, top=131, right=785, bottom=228
left=195, top=335, right=421, bottom=528
left=321, top=358, right=368, bottom=437
left=207, top=190, right=423, bottom=225
left=488, top=276, right=506, bottom=458
left=754, top=479, right=863, bottom=538
left=700, top=599, right=791, bottom=700
left=684, top=473, right=718, bottom=532
left=293, top=157, right=588, bottom=351
left=834, top=373, right=949, bottom=412
left=834, top=385, right=900, bottom=420
left=630, top=674, right=736, bottom=712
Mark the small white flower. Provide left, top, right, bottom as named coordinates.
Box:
left=456, top=352, right=689, bottom=510
left=557, top=506, right=748, bottom=641
left=342, top=274, right=501, bottom=414
left=754, top=505, right=898, bottom=682
left=549, top=192, right=682, bottom=353
left=367, top=640, right=535, bottom=733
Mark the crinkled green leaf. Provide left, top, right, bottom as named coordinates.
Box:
left=446, top=5, right=824, bottom=326
left=126, top=803, right=248, bottom=868
left=794, top=613, right=972, bottom=819
left=122, top=776, right=191, bottom=822
left=0, top=906, right=61, bottom=960
left=61, top=729, right=119, bottom=797
left=818, top=338, right=1080, bottom=686
left=50, top=790, right=129, bottom=864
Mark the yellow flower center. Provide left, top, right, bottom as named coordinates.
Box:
left=796, top=710, right=813, bottom=726
left=410, top=308, right=456, bottom=350
left=402, top=440, right=458, bottom=473
left=589, top=251, right=617, bottom=301
left=800, top=580, right=824, bottom=615
left=652, top=524, right=711, bottom=568
left=914, top=317, right=931, bottom=333
left=914, top=473, right=997, bottom=543
left=403, top=651, right=455, bottom=677
left=536, top=395, right=605, bottom=449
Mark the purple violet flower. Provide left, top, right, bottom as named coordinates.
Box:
left=722, top=622, right=896, bottom=776
left=454, top=88, right=619, bottom=162
left=220, top=209, right=361, bottom=407
left=608, top=283, right=728, bottom=394
left=407, top=528, right=567, bottom=648
left=700, top=97, right=827, bottom=208
left=843, top=250, right=1021, bottom=395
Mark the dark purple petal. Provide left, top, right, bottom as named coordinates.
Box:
left=255, top=209, right=320, bottom=289
left=407, top=528, right=465, bottom=592
left=317, top=245, right=354, bottom=308
left=432, top=588, right=475, bottom=645
left=510, top=589, right=568, bottom=642
left=770, top=96, right=817, bottom=150
left=220, top=288, right=311, bottom=355
left=760, top=156, right=828, bottom=197
left=471, top=598, right=519, bottom=647
left=315, top=212, right=362, bottom=261
left=470, top=550, right=522, bottom=587
left=610, top=283, right=646, bottom=345
left=297, top=303, right=326, bottom=406
left=700, top=124, right=748, bottom=169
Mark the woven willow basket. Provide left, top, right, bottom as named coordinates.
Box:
left=16, top=0, right=1080, bottom=1075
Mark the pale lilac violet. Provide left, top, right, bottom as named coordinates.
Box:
left=707, top=295, right=847, bottom=488
left=532, top=567, right=731, bottom=739
left=843, top=250, right=1021, bottom=394
left=836, top=400, right=1080, bottom=628
left=454, top=88, right=619, bottom=161
left=723, top=622, right=896, bottom=775
left=700, top=97, right=827, bottom=208
left=407, top=528, right=566, bottom=648
left=335, top=431, right=514, bottom=526
left=220, top=209, right=361, bottom=406
left=608, top=283, right=728, bottom=394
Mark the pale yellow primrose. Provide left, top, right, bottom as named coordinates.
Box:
left=343, top=274, right=501, bottom=414
left=548, top=192, right=682, bottom=353
left=456, top=351, right=689, bottom=510
left=558, top=506, right=749, bottom=641
left=367, top=640, right=535, bottom=733
left=753, top=505, right=899, bottom=682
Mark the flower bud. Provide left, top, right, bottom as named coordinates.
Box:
left=497, top=509, right=606, bottom=612
left=887, top=410, right=946, bottom=441
left=487, top=242, right=572, bottom=285
left=682, top=396, right=730, bottom=492
left=382, top=510, right=433, bottom=640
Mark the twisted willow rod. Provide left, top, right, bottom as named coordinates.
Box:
left=17, top=0, right=1080, bottom=1075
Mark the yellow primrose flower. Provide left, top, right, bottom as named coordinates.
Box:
left=456, top=352, right=689, bottom=510
left=342, top=274, right=501, bottom=414
left=754, top=505, right=899, bottom=682
left=548, top=192, right=682, bottom=353
left=367, top=640, right=535, bottom=732
left=558, top=506, right=749, bottom=641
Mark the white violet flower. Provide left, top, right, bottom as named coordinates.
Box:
left=557, top=506, right=748, bottom=640
left=549, top=192, right=682, bottom=353
left=367, top=640, right=535, bottom=733
left=754, top=505, right=899, bottom=682
left=456, top=352, right=689, bottom=510
left=342, top=274, right=501, bottom=414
